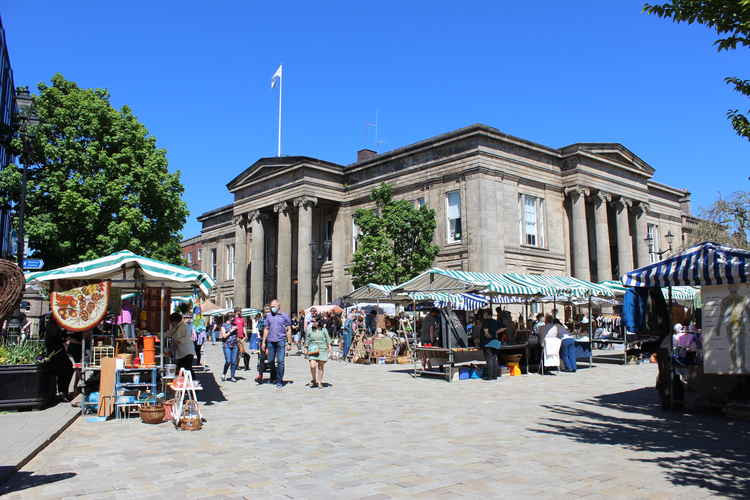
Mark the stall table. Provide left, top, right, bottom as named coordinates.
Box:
left=414, top=343, right=530, bottom=382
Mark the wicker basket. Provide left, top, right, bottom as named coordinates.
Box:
left=396, top=355, right=411, bottom=364
left=139, top=404, right=165, bottom=424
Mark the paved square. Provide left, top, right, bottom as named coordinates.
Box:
left=1, top=344, right=748, bottom=499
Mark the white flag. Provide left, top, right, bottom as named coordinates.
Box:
left=271, top=64, right=282, bottom=88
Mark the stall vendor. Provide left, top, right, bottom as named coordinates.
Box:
left=481, top=310, right=503, bottom=380
left=167, top=312, right=195, bottom=375
left=420, top=309, right=441, bottom=346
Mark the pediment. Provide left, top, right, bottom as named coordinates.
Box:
left=226, top=156, right=343, bottom=192
left=562, top=143, right=655, bottom=176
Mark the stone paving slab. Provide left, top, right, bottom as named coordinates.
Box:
left=1, top=343, right=749, bottom=498
left=0, top=402, right=79, bottom=484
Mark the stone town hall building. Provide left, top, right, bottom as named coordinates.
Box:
left=181, top=124, right=696, bottom=312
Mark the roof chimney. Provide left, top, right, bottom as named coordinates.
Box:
left=357, top=149, right=377, bottom=162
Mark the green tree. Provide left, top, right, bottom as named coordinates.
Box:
left=690, top=191, right=750, bottom=248
left=644, top=1, right=750, bottom=140
left=350, top=183, right=439, bottom=288
left=0, top=74, right=188, bottom=268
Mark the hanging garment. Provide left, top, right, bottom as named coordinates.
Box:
left=623, top=288, right=648, bottom=333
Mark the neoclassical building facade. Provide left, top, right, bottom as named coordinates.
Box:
left=184, top=124, right=696, bottom=311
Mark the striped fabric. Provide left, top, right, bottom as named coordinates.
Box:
left=26, top=249, right=215, bottom=297
left=621, top=241, right=750, bottom=288
left=394, top=268, right=548, bottom=296
left=241, top=308, right=262, bottom=318
left=345, top=284, right=400, bottom=302
left=408, top=291, right=490, bottom=310
left=504, top=273, right=615, bottom=298
left=207, top=308, right=234, bottom=317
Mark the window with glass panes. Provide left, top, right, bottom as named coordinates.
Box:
left=519, top=194, right=544, bottom=247
left=647, top=224, right=659, bottom=263
left=446, top=191, right=462, bottom=243
left=226, top=244, right=235, bottom=280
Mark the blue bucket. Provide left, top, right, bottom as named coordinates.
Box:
left=459, top=367, right=470, bottom=380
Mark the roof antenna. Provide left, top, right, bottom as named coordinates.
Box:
left=367, top=109, right=385, bottom=150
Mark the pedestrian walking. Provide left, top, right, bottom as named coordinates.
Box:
left=220, top=313, right=239, bottom=381
left=291, top=313, right=301, bottom=353
left=342, top=313, right=354, bottom=360
left=260, top=299, right=292, bottom=390
left=232, top=307, right=251, bottom=371
left=193, top=322, right=207, bottom=366
left=306, top=315, right=332, bottom=388
left=167, top=312, right=195, bottom=376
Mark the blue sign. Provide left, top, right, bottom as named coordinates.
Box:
left=22, top=258, right=44, bottom=270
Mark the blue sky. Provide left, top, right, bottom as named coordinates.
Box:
left=3, top=1, right=748, bottom=238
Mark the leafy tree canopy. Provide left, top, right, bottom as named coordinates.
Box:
left=0, top=74, right=188, bottom=268
left=644, top=1, right=750, bottom=140
left=350, top=183, right=439, bottom=289
left=690, top=191, right=750, bottom=249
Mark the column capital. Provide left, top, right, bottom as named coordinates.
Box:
left=247, top=209, right=269, bottom=223
left=594, top=190, right=612, bottom=204
left=233, top=213, right=248, bottom=227
left=612, top=196, right=632, bottom=210
left=632, top=201, right=650, bottom=217
left=273, top=200, right=291, bottom=215
left=293, top=195, right=318, bottom=209
left=564, top=186, right=590, bottom=200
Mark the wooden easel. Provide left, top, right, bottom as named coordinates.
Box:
left=171, top=368, right=202, bottom=424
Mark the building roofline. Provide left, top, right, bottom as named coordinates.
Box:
left=347, top=123, right=563, bottom=170
left=196, top=203, right=233, bottom=221
left=180, top=234, right=202, bottom=245
left=647, top=180, right=690, bottom=197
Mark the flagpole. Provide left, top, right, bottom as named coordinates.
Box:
left=277, top=66, right=283, bottom=157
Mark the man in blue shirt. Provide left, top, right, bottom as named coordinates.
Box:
left=261, top=299, right=292, bottom=389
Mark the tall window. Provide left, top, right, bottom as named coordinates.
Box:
left=324, top=219, right=333, bottom=261
left=519, top=194, right=544, bottom=247
left=446, top=191, right=462, bottom=243
left=210, top=248, right=217, bottom=280
left=186, top=252, right=193, bottom=265
left=416, top=197, right=426, bottom=208
left=225, top=297, right=233, bottom=309
left=197, top=248, right=202, bottom=262
left=352, top=219, right=361, bottom=253
left=226, top=244, right=235, bottom=280
left=647, top=223, right=659, bottom=263
left=325, top=285, right=333, bottom=304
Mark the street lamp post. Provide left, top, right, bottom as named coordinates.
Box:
left=645, top=230, right=675, bottom=260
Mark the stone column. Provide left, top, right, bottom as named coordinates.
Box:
left=233, top=214, right=248, bottom=308
left=565, top=186, right=591, bottom=281
left=274, top=201, right=292, bottom=312
left=593, top=191, right=612, bottom=282
left=248, top=210, right=265, bottom=309
left=294, top=196, right=317, bottom=311
left=633, top=202, right=650, bottom=268
left=613, top=197, right=633, bottom=275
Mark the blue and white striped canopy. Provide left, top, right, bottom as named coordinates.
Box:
left=621, top=241, right=750, bottom=288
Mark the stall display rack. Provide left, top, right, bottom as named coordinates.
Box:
left=414, top=343, right=531, bottom=382
left=114, top=367, right=157, bottom=420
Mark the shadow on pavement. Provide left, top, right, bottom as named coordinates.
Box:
left=0, top=468, right=76, bottom=495
left=193, top=372, right=227, bottom=406
left=529, top=387, right=750, bottom=498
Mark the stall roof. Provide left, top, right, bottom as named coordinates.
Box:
left=345, top=284, right=402, bottom=302
left=599, top=280, right=698, bottom=305
left=392, top=268, right=548, bottom=296
left=408, top=291, right=490, bottom=310
left=504, top=273, right=615, bottom=298
left=621, top=241, right=750, bottom=288
left=25, top=249, right=215, bottom=297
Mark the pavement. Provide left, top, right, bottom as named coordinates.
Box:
left=0, top=402, right=79, bottom=484
left=1, top=342, right=749, bottom=499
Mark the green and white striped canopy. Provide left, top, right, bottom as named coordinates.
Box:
left=504, top=273, right=615, bottom=298
left=393, top=268, right=549, bottom=296
left=241, top=308, right=262, bottom=318
left=25, top=250, right=215, bottom=297
left=345, top=284, right=403, bottom=302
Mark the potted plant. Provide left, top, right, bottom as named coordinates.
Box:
left=0, top=341, right=56, bottom=410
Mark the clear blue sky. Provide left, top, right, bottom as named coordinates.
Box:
left=3, top=1, right=747, bottom=238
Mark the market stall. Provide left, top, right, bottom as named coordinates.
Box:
left=621, top=241, right=750, bottom=412
left=26, top=250, right=214, bottom=423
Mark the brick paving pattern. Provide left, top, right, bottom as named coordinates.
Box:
left=1, top=343, right=748, bottom=499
